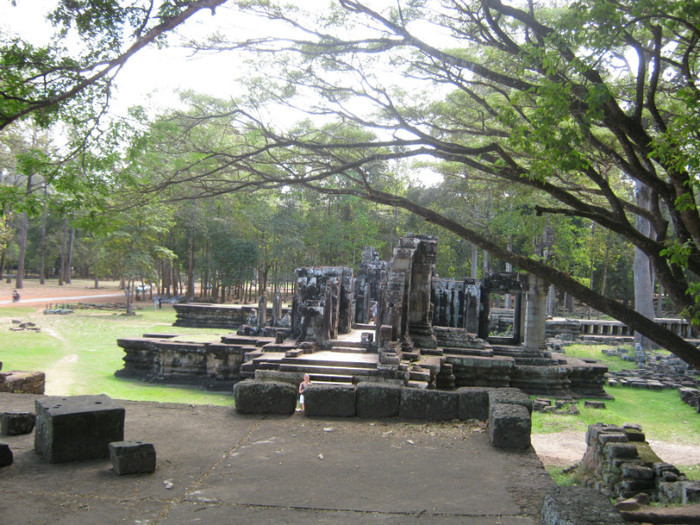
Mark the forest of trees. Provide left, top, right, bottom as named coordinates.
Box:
left=1, top=0, right=699, bottom=368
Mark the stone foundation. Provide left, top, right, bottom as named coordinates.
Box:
left=445, top=351, right=609, bottom=398
left=115, top=334, right=263, bottom=388
left=0, top=371, right=45, bottom=394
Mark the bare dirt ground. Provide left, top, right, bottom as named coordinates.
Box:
left=532, top=431, right=700, bottom=468
left=0, top=278, right=125, bottom=307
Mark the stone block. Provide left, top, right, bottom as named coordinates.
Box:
left=621, top=479, right=655, bottom=492
left=399, top=388, right=458, bottom=421
left=598, top=432, right=629, bottom=446
left=1, top=411, right=35, bottom=436
left=0, top=442, right=12, bottom=467
left=304, top=384, right=356, bottom=417
left=109, top=441, right=156, bottom=475
left=457, top=387, right=492, bottom=421
left=682, top=481, right=700, bottom=504
left=586, top=423, right=623, bottom=446
left=621, top=464, right=654, bottom=481
left=488, top=388, right=532, bottom=414
left=34, top=395, right=125, bottom=463
left=488, top=403, right=531, bottom=450
left=584, top=400, right=607, bottom=409
left=356, top=383, right=401, bottom=418
left=604, top=442, right=638, bottom=460
left=233, top=380, right=297, bottom=415
left=542, top=487, right=626, bottom=525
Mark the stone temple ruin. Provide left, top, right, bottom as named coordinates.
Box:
left=116, top=234, right=608, bottom=398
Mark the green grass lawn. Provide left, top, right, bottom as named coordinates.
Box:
left=534, top=344, right=700, bottom=444
left=1, top=306, right=233, bottom=406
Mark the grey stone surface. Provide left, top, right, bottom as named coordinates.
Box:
left=1, top=411, right=35, bottom=436
left=489, top=403, right=531, bottom=450
left=0, top=392, right=553, bottom=525
left=541, top=486, right=626, bottom=525
left=0, top=442, right=12, bottom=467
left=34, top=394, right=125, bottom=463
left=233, top=379, right=297, bottom=415
left=356, top=383, right=401, bottom=418
left=457, top=387, right=492, bottom=421
left=109, top=440, right=156, bottom=475
left=488, top=388, right=533, bottom=414
left=304, top=384, right=356, bottom=417
left=399, top=388, right=459, bottom=420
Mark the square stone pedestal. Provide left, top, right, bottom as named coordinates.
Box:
left=35, top=394, right=125, bottom=463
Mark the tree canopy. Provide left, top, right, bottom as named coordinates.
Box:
left=2, top=0, right=700, bottom=369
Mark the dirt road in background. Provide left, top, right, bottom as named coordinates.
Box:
left=0, top=278, right=125, bottom=307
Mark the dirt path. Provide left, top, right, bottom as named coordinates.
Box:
left=0, top=279, right=125, bottom=308
left=532, top=431, right=700, bottom=467
left=41, top=327, right=79, bottom=395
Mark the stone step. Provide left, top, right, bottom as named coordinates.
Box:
left=307, top=373, right=354, bottom=384
left=328, top=340, right=368, bottom=349
left=406, top=380, right=429, bottom=389
left=409, top=369, right=431, bottom=382
left=442, top=347, right=494, bottom=357
left=220, top=335, right=274, bottom=347
left=352, top=323, right=375, bottom=331
left=420, top=348, right=445, bottom=356
left=262, top=342, right=298, bottom=352
left=279, top=363, right=378, bottom=376
left=328, top=346, right=367, bottom=354
left=280, top=355, right=377, bottom=369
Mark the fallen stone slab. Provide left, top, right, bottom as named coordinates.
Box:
left=355, top=383, right=401, bottom=418
left=1, top=411, right=35, bottom=436
left=233, top=380, right=296, bottom=415
left=0, top=442, right=12, bottom=467
left=541, top=486, right=626, bottom=525
left=399, top=388, right=458, bottom=421
left=304, top=384, right=356, bottom=417
left=457, top=387, right=491, bottom=421
left=109, top=441, right=156, bottom=475
left=34, top=394, right=125, bottom=463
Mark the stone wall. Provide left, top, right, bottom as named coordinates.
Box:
left=233, top=380, right=533, bottom=451
left=579, top=423, right=700, bottom=504
left=174, top=303, right=275, bottom=329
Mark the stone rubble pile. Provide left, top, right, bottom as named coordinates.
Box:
left=9, top=319, right=40, bottom=332
left=602, top=349, right=700, bottom=412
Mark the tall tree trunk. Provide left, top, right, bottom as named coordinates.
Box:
left=470, top=243, right=478, bottom=279
left=15, top=210, right=27, bottom=289
left=187, top=223, right=195, bottom=300
left=634, top=183, right=655, bottom=349
left=15, top=173, right=32, bottom=289
left=58, top=217, right=67, bottom=286
left=39, top=185, right=47, bottom=284
left=65, top=219, right=75, bottom=284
